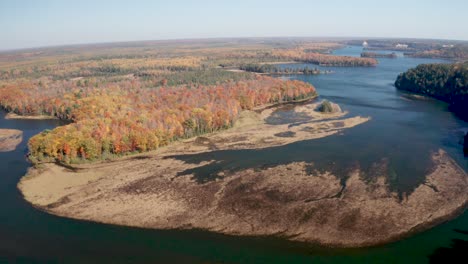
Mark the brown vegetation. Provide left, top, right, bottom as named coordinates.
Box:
left=19, top=144, right=467, bottom=247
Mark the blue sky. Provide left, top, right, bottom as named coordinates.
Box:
left=1, top=0, right=467, bottom=50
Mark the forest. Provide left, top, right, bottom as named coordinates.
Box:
left=0, top=38, right=380, bottom=163
left=361, top=52, right=397, bottom=58
left=1, top=76, right=316, bottom=163
left=395, top=62, right=468, bottom=121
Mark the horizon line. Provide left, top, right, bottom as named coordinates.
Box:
left=1, top=35, right=467, bottom=54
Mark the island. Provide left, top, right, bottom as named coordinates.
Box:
left=0, top=129, right=23, bottom=152
left=238, top=64, right=330, bottom=75
left=361, top=52, right=397, bottom=58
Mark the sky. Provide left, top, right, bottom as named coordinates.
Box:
left=1, top=0, right=467, bottom=50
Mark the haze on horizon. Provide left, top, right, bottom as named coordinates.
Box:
left=1, top=0, right=468, bottom=51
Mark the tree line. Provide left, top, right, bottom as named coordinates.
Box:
left=239, top=64, right=322, bottom=75
left=272, top=49, right=378, bottom=67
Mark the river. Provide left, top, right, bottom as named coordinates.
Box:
left=0, top=46, right=466, bottom=263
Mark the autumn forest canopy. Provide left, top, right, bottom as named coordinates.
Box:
left=0, top=39, right=378, bottom=163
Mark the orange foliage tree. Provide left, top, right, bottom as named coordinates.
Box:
left=1, top=76, right=316, bottom=163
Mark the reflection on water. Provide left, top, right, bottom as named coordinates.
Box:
left=0, top=46, right=466, bottom=263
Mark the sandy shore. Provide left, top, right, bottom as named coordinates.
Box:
left=18, top=102, right=467, bottom=247
left=0, top=129, right=23, bottom=152
left=5, top=113, right=58, bottom=120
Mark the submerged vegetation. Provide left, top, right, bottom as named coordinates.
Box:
left=395, top=62, right=468, bottom=121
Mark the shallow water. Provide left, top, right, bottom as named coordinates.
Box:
left=0, top=46, right=466, bottom=263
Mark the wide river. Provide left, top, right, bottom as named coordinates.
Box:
left=0, top=46, right=466, bottom=263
